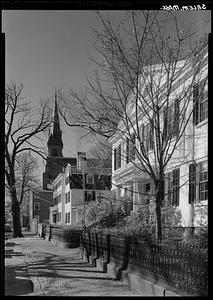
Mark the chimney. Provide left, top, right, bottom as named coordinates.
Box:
left=77, top=152, right=87, bottom=171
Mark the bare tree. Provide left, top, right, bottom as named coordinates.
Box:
left=5, top=81, right=51, bottom=237
left=5, top=152, right=39, bottom=227
left=87, top=137, right=112, bottom=168
left=60, top=11, right=208, bottom=238
left=16, top=152, right=40, bottom=216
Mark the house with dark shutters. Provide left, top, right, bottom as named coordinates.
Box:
left=109, top=49, right=208, bottom=231
left=49, top=152, right=111, bottom=225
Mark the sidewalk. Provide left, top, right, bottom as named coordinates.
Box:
left=5, top=231, right=139, bottom=296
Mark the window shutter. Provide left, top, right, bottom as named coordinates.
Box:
left=130, top=133, right=135, bottom=160
left=163, top=108, right=168, bottom=139
left=92, top=191, right=96, bottom=201
left=174, top=99, right=179, bottom=135
left=172, top=168, right=180, bottom=206
left=84, top=190, right=87, bottom=202
left=167, top=172, right=172, bottom=204
left=145, top=125, right=150, bottom=151
left=193, top=84, right=199, bottom=125
left=189, top=163, right=196, bottom=203
left=117, top=144, right=121, bottom=168
left=114, top=148, right=117, bottom=171
left=149, top=125, right=154, bottom=150
left=126, top=138, right=130, bottom=164
left=140, top=124, right=145, bottom=152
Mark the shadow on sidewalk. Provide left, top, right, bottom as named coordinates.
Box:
left=5, top=242, right=16, bottom=247
left=27, top=253, right=111, bottom=281
left=5, top=265, right=33, bottom=296
left=5, top=249, right=25, bottom=259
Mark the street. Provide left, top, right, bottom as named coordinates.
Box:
left=5, top=231, right=139, bottom=296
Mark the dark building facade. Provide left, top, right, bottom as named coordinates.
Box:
left=42, top=95, right=77, bottom=189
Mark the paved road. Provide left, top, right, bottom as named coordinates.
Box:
left=5, top=232, right=139, bottom=296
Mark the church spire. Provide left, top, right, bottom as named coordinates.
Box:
left=47, top=89, right=63, bottom=157
left=51, top=89, right=60, bottom=136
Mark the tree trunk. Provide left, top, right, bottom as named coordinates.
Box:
left=11, top=191, right=23, bottom=238
left=155, top=199, right=162, bottom=240
left=155, top=178, right=164, bottom=240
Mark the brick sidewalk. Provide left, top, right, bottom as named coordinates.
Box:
left=5, top=232, right=139, bottom=296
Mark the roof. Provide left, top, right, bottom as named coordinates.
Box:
left=86, top=158, right=111, bottom=169
left=46, top=156, right=77, bottom=166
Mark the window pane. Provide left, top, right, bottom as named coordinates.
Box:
left=199, top=161, right=208, bottom=201
left=189, top=163, right=196, bottom=203
left=200, top=100, right=208, bottom=122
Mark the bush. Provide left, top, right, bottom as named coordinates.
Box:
left=96, top=211, right=152, bottom=237
left=183, top=227, right=208, bottom=250
left=85, top=191, right=122, bottom=226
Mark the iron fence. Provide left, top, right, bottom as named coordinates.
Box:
left=80, top=230, right=208, bottom=296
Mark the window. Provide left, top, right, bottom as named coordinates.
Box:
left=72, top=209, right=77, bottom=225
left=193, top=79, right=208, bottom=125
left=54, top=194, right=62, bottom=204
left=65, top=212, right=70, bottom=224
left=114, top=144, right=121, bottom=170
left=65, top=191, right=70, bottom=203
left=57, top=212, right=62, bottom=223
left=126, top=134, right=136, bottom=163
left=188, top=161, right=208, bottom=202
left=58, top=194, right=61, bottom=203
left=34, top=202, right=40, bottom=211
left=86, top=174, right=94, bottom=185
left=145, top=183, right=151, bottom=194
left=164, top=99, right=179, bottom=138
left=189, top=163, right=196, bottom=203
left=141, top=124, right=154, bottom=152
left=53, top=213, right=57, bottom=223
left=167, top=168, right=180, bottom=206
left=85, top=190, right=96, bottom=203
left=199, top=161, right=208, bottom=201
left=130, top=134, right=136, bottom=161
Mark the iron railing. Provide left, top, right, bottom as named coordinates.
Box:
left=80, top=231, right=208, bottom=296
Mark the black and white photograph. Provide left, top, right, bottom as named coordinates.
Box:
left=3, top=4, right=210, bottom=297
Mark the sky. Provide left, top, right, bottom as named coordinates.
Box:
left=3, top=10, right=211, bottom=182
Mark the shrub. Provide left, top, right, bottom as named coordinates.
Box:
left=85, top=191, right=123, bottom=226
left=183, top=227, right=208, bottom=250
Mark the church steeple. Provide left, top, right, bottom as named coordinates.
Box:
left=47, top=91, right=63, bottom=157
